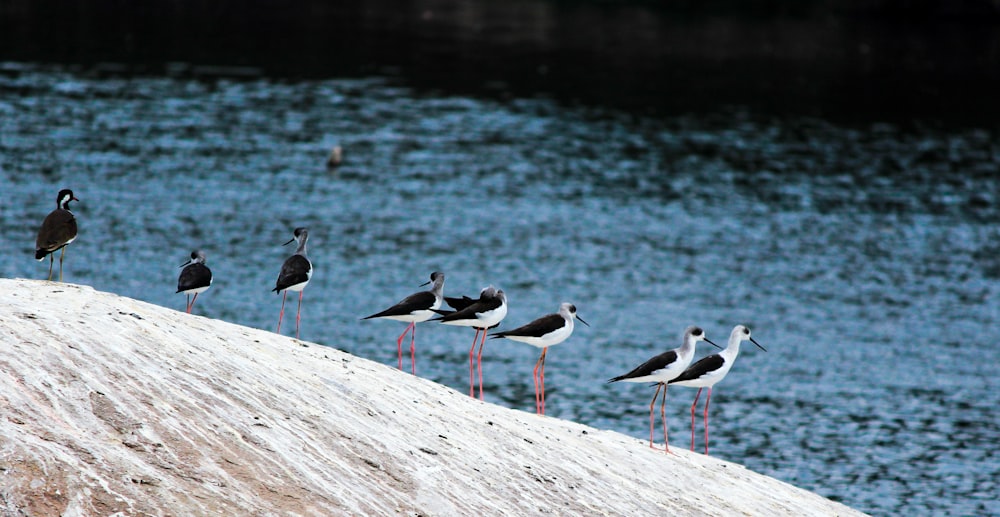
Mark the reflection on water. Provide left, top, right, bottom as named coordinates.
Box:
left=0, top=64, right=998, bottom=516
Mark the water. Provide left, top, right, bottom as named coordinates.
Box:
left=1, top=63, right=998, bottom=516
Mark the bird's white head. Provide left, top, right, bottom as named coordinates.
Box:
left=731, top=325, right=767, bottom=352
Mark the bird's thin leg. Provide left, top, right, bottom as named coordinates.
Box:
left=189, top=293, right=199, bottom=314
left=186, top=294, right=192, bottom=313
left=276, top=291, right=288, bottom=334
left=469, top=328, right=481, bottom=398
left=660, top=384, right=672, bottom=454
left=58, top=247, right=66, bottom=282
left=648, top=383, right=662, bottom=448
left=410, top=323, right=417, bottom=375
left=476, top=329, right=488, bottom=400
left=540, top=349, right=547, bottom=415
left=690, top=388, right=703, bottom=452
left=295, top=291, right=304, bottom=339
left=47, top=254, right=54, bottom=281
left=395, top=323, right=413, bottom=370
left=534, top=348, right=548, bottom=415
left=703, top=388, right=713, bottom=455
left=533, top=351, right=543, bottom=414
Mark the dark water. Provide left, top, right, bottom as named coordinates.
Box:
left=1, top=63, right=999, bottom=516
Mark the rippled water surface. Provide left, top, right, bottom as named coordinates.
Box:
left=1, top=64, right=998, bottom=516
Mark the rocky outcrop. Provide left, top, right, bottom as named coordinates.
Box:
left=0, top=279, right=864, bottom=516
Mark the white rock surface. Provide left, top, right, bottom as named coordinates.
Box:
left=0, top=279, right=865, bottom=516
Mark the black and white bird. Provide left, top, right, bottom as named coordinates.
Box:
left=490, top=302, right=589, bottom=415
left=35, top=188, right=79, bottom=282
left=176, top=250, right=213, bottom=314
left=432, top=285, right=507, bottom=399
left=669, top=324, right=767, bottom=455
left=363, top=271, right=446, bottom=375
left=273, top=227, right=312, bottom=340
left=607, top=326, right=720, bottom=452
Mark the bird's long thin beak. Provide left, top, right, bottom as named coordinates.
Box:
left=419, top=280, right=431, bottom=287
left=282, top=237, right=295, bottom=246
left=178, top=260, right=193, bottom=268
left=750, top=337, right=767, bottom=352
left=705, top=337, right=723, bottom=349
left=576, top=315, right=590, bottom=327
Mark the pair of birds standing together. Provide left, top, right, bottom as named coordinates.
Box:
left=362, top=272, right=589, bottom=415
left=608, top=324, right=767, bottom=454
left=176, top=227, right=313, bottom=339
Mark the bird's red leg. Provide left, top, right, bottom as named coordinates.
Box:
left=690, top=388, right=702, bottom=452
left=276, top=291, right=288, bottom=334
left=295, top=290, right=304, bottom=339
left=476, top=329, right=488, bottom=400
left=660, top=384, right=672, bottom=454
left=469, top=328, right=481, bottom=397
left=395, top=323, right=412, bottom=370
left=703, top=388, right=713, bottom=455
left=648, top=383, right=662, bottom=448
left=410, top=323, right=417, bottom=375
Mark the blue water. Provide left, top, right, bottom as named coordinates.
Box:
left=1, top=63, right=998, bottom=516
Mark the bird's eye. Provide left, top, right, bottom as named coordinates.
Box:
left=743, top=327, right=750, bottom=335
left=693, top=328, right=702, bottom=336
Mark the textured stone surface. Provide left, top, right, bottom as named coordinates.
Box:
left=0, top=279, right=865, bottom=516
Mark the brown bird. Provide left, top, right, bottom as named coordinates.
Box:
left=35, top=188, right=79, bottom=282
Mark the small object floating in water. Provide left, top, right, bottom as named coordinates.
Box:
left=326, top=145, right=343, bottom=169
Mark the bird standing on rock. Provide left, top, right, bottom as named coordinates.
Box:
left=177, top=250, right=213, bottom=314
left=35, top=188, right=79, bottom=282
left=273, top=227, right=312, bottom=340
left=363, top=271, right=446, bottom=375
left=491, top=302, right=589, bottom=415
left=432, top=285, right=508, bottom=399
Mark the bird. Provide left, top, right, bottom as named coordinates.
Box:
left=607, top=326, right=720, bottom=452
left=363, top=271, right=446, bottom=374
left=273, top=227, right=312, bottom=339
left=669, top=324, right=767, bottom=455
left=176, top=250, right=213, bottom=314
left=432, top=285, right=507, bottom=399
left=35, top=188, right=79, bottom=282
left=490, top=302, right=589, bottom=415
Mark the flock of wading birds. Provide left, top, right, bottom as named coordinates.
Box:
left=33, top=188, right=767, bottom=455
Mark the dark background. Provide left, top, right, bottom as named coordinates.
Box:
left=3, top=0, right=1000, bottom=124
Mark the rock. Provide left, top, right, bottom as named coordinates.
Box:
left=0, top=279, right=865, bottom=516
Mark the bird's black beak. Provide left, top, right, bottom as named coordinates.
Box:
left=178, top=260, right=192, bottom=268
left=576, top=314, right=590, bottom=327
left=705, top=337, right=723, bottom=349
left=750, top=337, right=767, bottom=352
left=419, top=280, right=431, bottom=287
left=282, top=237, right=295, bottom=246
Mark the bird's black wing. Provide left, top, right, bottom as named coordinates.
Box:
left=607, top=350, right=679, bottom=383
left=177, top=263, right=212, bottom=293
left=669, top=354, right=725, bottom=384
left=363, top=290, right=436, bottom=319
left=491, top=313, right=562, bottom=339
